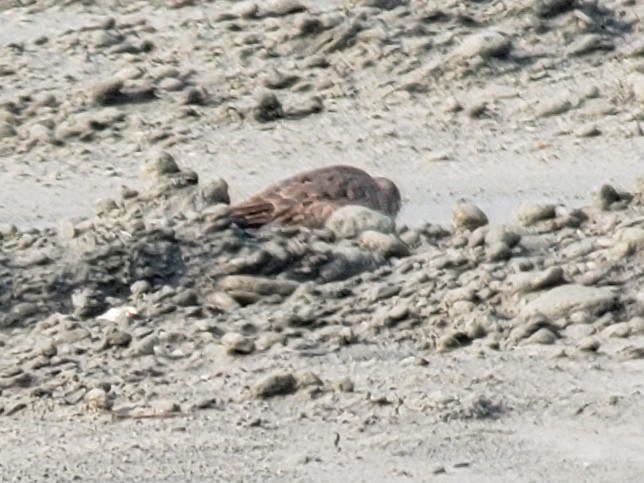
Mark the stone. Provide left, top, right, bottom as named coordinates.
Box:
left=85, top=388, right=109, bottom=411
left=252, top=372, right=298, bottom=398
left=326, top=205, right=395, bottom=238
left=452, top=201, right=488, bottom=231
left=515, top=202, right=556, bottom=226
left=357, top=231, right=410, bottom=258
left=455, top=31, right=511, bottom=59
left=522, top=285, right=617, bottom=320
left=221, top=332, right=255, bottom=354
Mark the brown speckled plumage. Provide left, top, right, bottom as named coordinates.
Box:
left=230, top=165, right=401, bottom=229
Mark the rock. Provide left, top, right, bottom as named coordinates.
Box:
left=566, top=34, right=614, bottom=57
left=509, top=266, right=565, bottom=293
left=0, top=302, right=40, bottom=328
left=72, top=288, right=106, bottom=318
left=181, top=86, right=208, bottom=105
left=85, top=388, right=109, bottom=411
left=201, top=179, right=230, bottom=205
left=221, top=332, right=255, bottom=354
left=515, top=202, right=556, bottom=226
left=522, top=285, right=618, bottom=320
left=454, top=31, right=511, bottom=59
left=437, top=332, right=471, bottom=352
left=357, top=231, right=409, bottom=258
left=334, top=377, right=354, bottom=392
left=219, top=275, right=297, bottom=297
left=533, top=0, right=574, bottom=18
left=102, top=327, right=132, bottom=349
left=326, top=205, right=395, bottom=238
left=526, top=327, right=558, bottom=345
left=253, top=92, right=284, bottom=122
left=576, top=337, right=600, bottom=352
left=127, top=333, right=158, bottom=356
left=601, top=322, right=631, bottom=338
left=536, top=98, right=572, bottom=118
left=258, top=0, right=306, bottom=17
left=91, top=78, right=156, bottom=106
left=486, top=242, right=512, bottom=262
left=252, top=372, right=298, bottom=398
left=318, top=246, right=379, bottom=282
left=142, top=151, right=180, bottom=178
left=130, top=280, right=152, bottom=296
left=485, top=226, right=521, bottom=248
left=595, top=184, right=632, bottom=211
left=452, top=201, right=488, bottom=231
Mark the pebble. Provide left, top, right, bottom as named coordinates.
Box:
left=326, top=206, right=395, bottom=238
left=252, top=372, right=299, bottom=398
left=85, top=388, right=109, bottom=411
left=221, top=332, right=255, bottom=354
left=452, top=201, right=488, bottom=231
left=515, top=202, right=557, bottom=226
left=454, top=31, right=512, bottom=59
left=522, top=285, right=617, bottom=320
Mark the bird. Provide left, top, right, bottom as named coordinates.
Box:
left=229, top=165, right=401, bottom=229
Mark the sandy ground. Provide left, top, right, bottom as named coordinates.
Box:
left=1, top=0, right=644, bottom=481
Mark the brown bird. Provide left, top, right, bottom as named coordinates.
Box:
left=230, top=165, right=402, bottom=229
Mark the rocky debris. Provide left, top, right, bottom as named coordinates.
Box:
left=0, top=0, right=643, bottom=424
left=0, top=159, right=642, bottom=414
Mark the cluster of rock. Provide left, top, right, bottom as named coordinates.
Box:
left=2, top=0, right=642, bottom=154
left=0, top=155, right=642, bottom=414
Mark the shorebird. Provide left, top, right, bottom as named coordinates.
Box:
left=230, top=165, right=401, bottom=229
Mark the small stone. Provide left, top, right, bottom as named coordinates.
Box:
left=57, top=219, right=77, bottom=240
left=455, top=31, right=511, bottom=59
left=174, top=289, right=199, bottom=307
left=72, top=288, right=106, bottom=318
left=142, top=151, right=180, bottom=178
left=151, top=400, right=181, bottom=413
left=601, top=322, right=631, bottom=338
left=575, top=124, right=601, bottom=138
left=536, top=98, right=572, bottom=118
left=103, top=327, right=132, bottom=348
left=533, top=0, right=574, bottom=18
left=522, top=285, right=617, bottom=320
left=182, top=86, right=208, bottom=105
left=158, top=77, right=184, bottom=92
left=526, top=327, right=558, bottom=345
left=576, top=337, right=600, bottom=352
left=437, top=332, right=471, bottom=352
left=452, top=201, right=488, bottom=231
left=201, top=179, right=230, bottom=205
left=127, top=334, right=158, bottom=357
left=85, top=388, right=109, bottom=412
left=219, top=275, right=297, bottom=297
left=130, top=280, right=152, bottom=296
left=486, top=242, right=512, bottom=262
left=357, top=231, right=409, bottom=258
left=595, top=184, right=631, bottom=211
left=326, top=206, right=395, bottom=238
left=509, top=266, right=565, bottom=293
left=253, top=372, right=298, bottom=398
left=253, top=92, right=284, bottom=122
left=334, top=377, right=354, bottom=392
left=221, top=332, right=255, bottom=355
left=485, top=226, right=521, bottom=248
left=515, top=202, right=556, bottom=226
